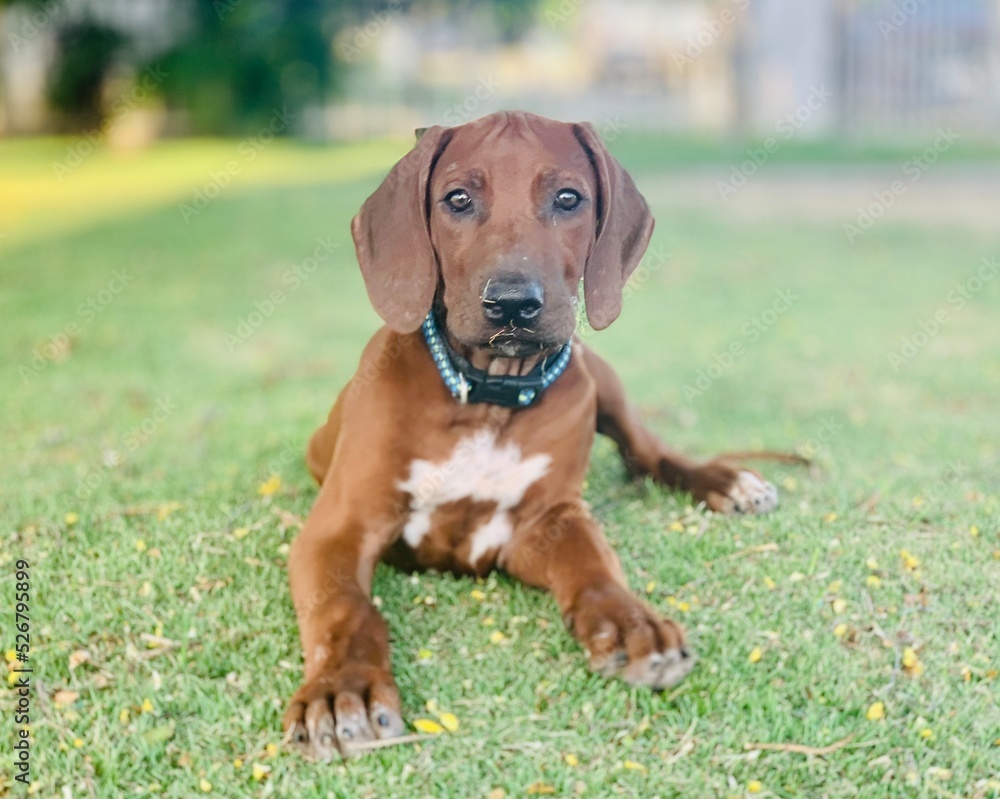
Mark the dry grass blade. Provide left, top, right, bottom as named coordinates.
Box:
left=743, top=734, right=857, bottom=756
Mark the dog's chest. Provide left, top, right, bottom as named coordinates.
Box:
left=396, top=430, right=551, bottom=571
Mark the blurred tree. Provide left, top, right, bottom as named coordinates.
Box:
left=47, top=19, right=126, bottom=131
left=155, top=0, right=341, bottom=135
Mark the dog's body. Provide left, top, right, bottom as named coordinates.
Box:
left=283, top=112, right=778, bottom=758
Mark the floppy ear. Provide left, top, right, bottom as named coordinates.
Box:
left=573, top=122, right=655, bottom=330
left=351, top=125, right=453, bottom=333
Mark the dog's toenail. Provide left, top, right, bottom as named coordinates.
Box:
left=680, top=648, right=691, bottom=659
left=377, top=713, right=390, bottom=727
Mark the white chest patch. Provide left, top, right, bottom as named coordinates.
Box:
left=397, top=430, right=551, bottom=565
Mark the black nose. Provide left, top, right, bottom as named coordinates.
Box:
left=481, top=276, right=544, bottom=327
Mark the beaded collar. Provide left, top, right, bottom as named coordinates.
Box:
left=420, top=313, right=572, bottom=408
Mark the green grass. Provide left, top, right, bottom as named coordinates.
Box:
left=1, top=135, right=998, bottom=799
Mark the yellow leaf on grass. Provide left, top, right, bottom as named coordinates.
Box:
left=763, top=577, right=776, bottom=590
left=866, top=558, right=879, bottom=570
left=646, top=581, right=656, bottom=594
left=565, top=753, right=579, bottom=766
left=832, top=598, right=847, bottom=614
left=251, top=763, right=271, bottom=781
left=413, top=718, right=445, bottom=735
left=135, top=539, right=147, bottom=552
left=866, top=701, right=885, bottom=721
left=527, top=783, right=555, bottom=795
left=232, top=527, right=250, bottom=539
left=489, top=630, right=506, bottom=644
left=748, top=647, right=763, bottom=664
left=970, top=525, right=980, bottom=537
left=141, top=698, right=154, bottom=714
left=199, top=779, right=212, bottom=793
left=623, top=760, right=646, bottom=772
left=65, top=512, right=79, bottom=525
left=4, top=649, right=15, bottom=663
left=866, top=575, right=882, bottom=589
left=748, top=780, right=763, bottom=793
left=900, top=549, right=920, bottom=570
left=920, top=727, right=934, bottom=740
left=833, top=623, right=848, bottom=638
left=470, top=589, right=486, bottom=601
left=438, top=712, right=459, bottom=732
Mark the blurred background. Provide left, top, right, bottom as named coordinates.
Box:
left=2, top=0, right=1000, bottom=141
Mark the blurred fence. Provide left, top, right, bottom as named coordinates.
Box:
left=835, top=0, right=1000, bottom=136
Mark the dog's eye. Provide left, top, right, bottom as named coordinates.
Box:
left=554, top=189, right=581, bottom=211
left=444, top=189, right=472, bottom=213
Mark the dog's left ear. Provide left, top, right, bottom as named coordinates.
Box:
left=573, top=123, right=655, bottom=330
left=351, top=125, right=453, bottom=333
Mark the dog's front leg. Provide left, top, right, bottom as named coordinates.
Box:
left=282, top=490, right=404, bottom=759
left=504, top=502, right=695, bottom=689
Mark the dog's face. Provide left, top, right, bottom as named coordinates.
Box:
left=351, top=111, right=654, bottom=354
left=426, top=119, right=597, bottom=357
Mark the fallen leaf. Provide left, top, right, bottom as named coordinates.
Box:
left=866, top=701, right=885, bottom=721
left=413, top=718, right=445, bottom=735
left=141, top=722, right=175, bottom=745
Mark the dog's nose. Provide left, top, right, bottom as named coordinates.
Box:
left=481, top=276, right=544, bottom=327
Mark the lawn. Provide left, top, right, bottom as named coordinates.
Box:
left=1, top=134, right=998, bottom=799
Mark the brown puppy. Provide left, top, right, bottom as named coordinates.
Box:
left=283, top=111, right=778, bottom=758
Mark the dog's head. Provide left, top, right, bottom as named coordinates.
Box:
left=351, top=111, right=654, bottom=358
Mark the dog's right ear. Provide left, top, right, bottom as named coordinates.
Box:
left=351, top=125, right=453, bottom=333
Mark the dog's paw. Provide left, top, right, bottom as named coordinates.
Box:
left=689, top=461, right=779, bottom=515
left=566, top=583, right=695, bottom=690
left=283, top=664, right=404, bottom=760
left=710, top=469, right=779, bottom=514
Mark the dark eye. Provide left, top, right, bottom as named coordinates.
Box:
left=445, top=189, right=472, bottom=213
left=554, top=189, right=581, bottom=211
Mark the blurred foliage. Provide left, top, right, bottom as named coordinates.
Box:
left=1, top=0, right=543, bottom=135
left=155, top=0, right=341, bottom=135
left=46, top=20, right=126, bottom=131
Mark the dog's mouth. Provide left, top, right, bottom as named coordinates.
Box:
left=480, top=326, right=548, bottom=357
